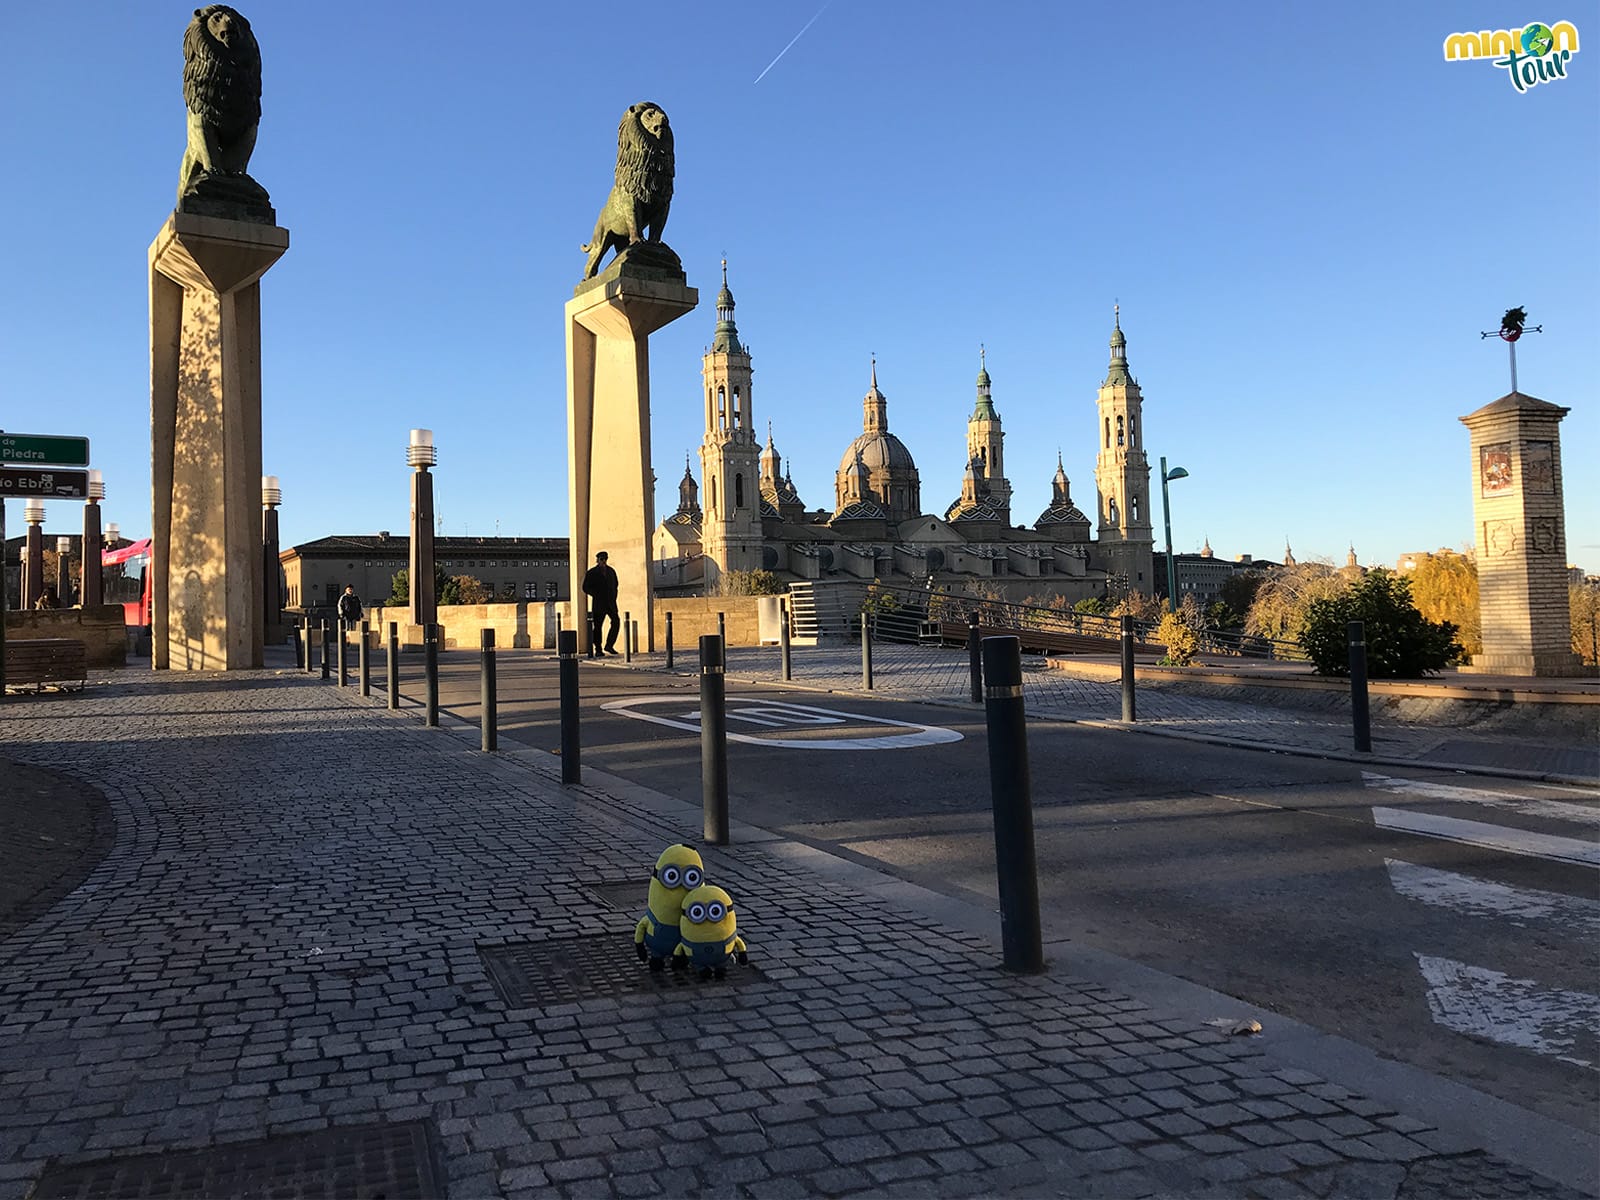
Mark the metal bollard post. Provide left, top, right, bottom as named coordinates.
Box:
left=780, top=599, right=792, bottom=682
left=423, top=623, right=439, bottom=727
left=718, top=611, right=726, bottom=645
left=1120, top=614, right=1136, bottom=723
left=665, top=611, right=674, bottom=670
left=386, top=622, right=399, bottom=710
left=480, top=628, right=497, bottom=752
left=321, top=621, right=332, bottom=681
left=558, top=629, right=581, bottom=784
left=967, top=611, right=982, bottom=703
left=624, top=611, right=632, bottom=663
left=304, top=619, right=315, bottom=674
left=359, top=620, right=371, bottom=697
left=632, top=619, right=639, bottom=660
left=861, top=611, right=874, bottom=690
left=700, top=635, right=729, bottom=845
left=1349, top=620, right=1371, bottom=753
left=982, top=635, right=1045, bottom=974
left=337, top=621, right=349, bottom=688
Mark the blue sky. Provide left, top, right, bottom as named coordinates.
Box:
left=2, top=2, right=1595, bottom=573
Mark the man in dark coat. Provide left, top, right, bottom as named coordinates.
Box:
left=581, top=551, right=621, bottom=656
left=337, top=585, right=362, bottom=631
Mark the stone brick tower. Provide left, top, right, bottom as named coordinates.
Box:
left=1092, top=307, right=1155, bottom=595
left=698, top=261, right=763, bottom=588
left=1459, top=390, right=1583, bottom=675
left=965, top=347, right=1010, bottom=523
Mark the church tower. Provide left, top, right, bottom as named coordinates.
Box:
left=965, top=347, right=1010, bottom=522
left=698, top=261, right=763, bottom=587
left=1092, top=306, right=1155, bottom=595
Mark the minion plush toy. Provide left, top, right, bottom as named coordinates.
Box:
left=634, top=844, right=704, bottom=972
left=673, top=885, right=748, bottom=980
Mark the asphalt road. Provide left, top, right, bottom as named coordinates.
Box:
left=399, top=650, right=1600, bottom=1135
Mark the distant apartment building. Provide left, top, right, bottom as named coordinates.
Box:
left=281, top=534, right=569, bottom=615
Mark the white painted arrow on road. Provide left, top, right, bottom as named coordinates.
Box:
left=1415, top=954, right=1599, bottom=1070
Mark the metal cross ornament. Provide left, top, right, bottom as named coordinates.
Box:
left=1480, top=307, right=1543, bottom=394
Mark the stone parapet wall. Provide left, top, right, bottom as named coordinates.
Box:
left=361, top=602, right=574, bottom=651
left=654, top=597, right=764, bottom=648
left=4, top=606, right=128, bottom=668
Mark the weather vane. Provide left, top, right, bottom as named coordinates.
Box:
left=1479, top=307, right=1542, bottom=394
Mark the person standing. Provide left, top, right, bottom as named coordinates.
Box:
left=337, top=584, right=362, bottom=633
left=582, top=551, right=621, bottom=657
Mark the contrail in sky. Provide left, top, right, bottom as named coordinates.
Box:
left=753, top=3, right=830, bottom=84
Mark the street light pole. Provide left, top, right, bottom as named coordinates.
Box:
left=1159, top=456, right=1189, bottom=615
left=408, top=430, right=438, bottom=631
left=82, top=471, right=104, bottom=608
left=262, top=475, right=282, bottom=645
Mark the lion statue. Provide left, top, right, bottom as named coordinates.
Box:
left=177, top=5, right=266, bottom=208
left=580, top=103, right=675, bottom=279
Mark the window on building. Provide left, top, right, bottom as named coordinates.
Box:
left=1131, top=496, right=1140, bottom=522
left=1116, top=416, right=1125, bottom=447
left=523, top=582, right=537, bottom=599
left=546, top=581, right=558, bottom=598
left=735, top=473, right=745, bottom=508
left=1104, top=418, right=1110, bottom=448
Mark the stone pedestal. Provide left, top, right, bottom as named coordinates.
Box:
left=565, top=262, right=697, bottom=654
left=149, top=212, right=289, bottom=670
left=1458, top=391, right=1584, bottom=676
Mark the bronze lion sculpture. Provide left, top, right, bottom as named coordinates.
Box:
left=580, top=102, right=675, bottom=279
left=177, top=5, right=263, bottom=205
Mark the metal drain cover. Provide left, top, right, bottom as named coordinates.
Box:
left=583, top=880, right=645, bottom=913
left=480, top=934, right=762, bottom=1006
left=29, top=1120, right=439, bottom=1200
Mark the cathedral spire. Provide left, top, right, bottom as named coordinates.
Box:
left=863, top=355, right=889, bottom=434
left=1105, top=304, right=1132, bottom=385
left=677, top=454, right=700, bottom=516
left=972, top=344, right=997, bottom=420
left=711, top=257, right=743, bottom=354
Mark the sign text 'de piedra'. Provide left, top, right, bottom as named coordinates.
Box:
left=0, top=434, right=91, bottom=467
left=0, top=468, right=90, bottom=498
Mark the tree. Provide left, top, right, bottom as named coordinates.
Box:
left=1407, top=549, right=1480, bottom=658
left=1245, top=562, right=1346, bottom=645
left=1212, top=573, right=1263, bottom=631
left=1110, top=590, right=1162, bottom=622
left=1073, top=596, right=1109, bottom=616
left=1300, top=569, right=1462, bottom=677
left=450, top=575, right=491, bottom=605
left=1572, top=580, right=1600, bottom=668
left=387, top=564, right=457, bottom=606
left=719, top=569, right=785, bottom=596
left=1155, top=609, right=1200, bottom=666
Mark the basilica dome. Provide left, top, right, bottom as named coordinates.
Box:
left=832, top=360, right=922, bottom=525
left=838, top=430, right=917, bottom=475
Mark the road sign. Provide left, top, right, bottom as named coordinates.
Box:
left=0, top=468, right=90, bottom=498
left=0, top=433, right=91, bottom=467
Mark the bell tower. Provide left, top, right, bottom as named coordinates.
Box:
left=698, top=260, right=763, bottom=587
left=1092, top=306, right=1155, bottom=595
left=966, top=346, right=1010, bottom=522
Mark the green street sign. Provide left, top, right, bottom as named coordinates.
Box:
left=0, top=432, right=91, bottom=467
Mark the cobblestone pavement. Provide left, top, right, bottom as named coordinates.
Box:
left=630, top=645, right=1599, bottom=784
left=0, top=671, right=1590, bottom=1199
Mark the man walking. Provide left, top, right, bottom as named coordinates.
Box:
left=581, top=551, right=621, bottom=657
left=337, top=584, right=362, bottom=633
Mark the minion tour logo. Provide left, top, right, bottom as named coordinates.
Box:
left=1443, top=21, right=1580, bottom=92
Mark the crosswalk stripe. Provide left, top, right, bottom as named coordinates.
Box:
left=1385, top=859, right=1600, bottom=936
left=1371, top=806, right=1600, bottom=868
left=1414, top=954, right=1599, bottom=1070
left=1362, top=773, right=1600, bottom=828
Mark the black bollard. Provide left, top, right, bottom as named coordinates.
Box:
left=480, top=628, right=497, bottom=752
left=304, top=619, right=315, bottom=674
left=359, top=620, right=371, bottom=697
left=718, top=611, right=726, bottom=645
left=665, top=611, right=674, bottom=670
left=424, top=623, right=439, bottom=727
left=558, top=629, right=581, bottom=784
left=386, top=622, right=399, bottom=710
left=337, top=621, right=349, bottom=688
left=624, top=611, right=632, bottom=663
left=967, top=611, right=982, bottom=704
left=1120, top=614, right=1137, bottom=723
left=982, top=635, right=1045, bottom=974
left=1349, top=620, right=1371, bottom=753
left=321, top=620, right=332, bottom=681
left=861, top=611, right=874, bottom=690
left=780, top=599, right=792, bottom=682
left=700, top=635, right=729, bottom=845
left=632, top=619, right=640, bottom=660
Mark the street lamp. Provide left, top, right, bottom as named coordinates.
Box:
left=56, top=536, right=74, bottom=606
left=407, top=430, right=437, bottom=628
left=22, top=499, right=45, bottom=609
left=82, top=470, right=104, bottom=609
left=262, top=475, right=282, bottom=637
left=1159, top=456, right=1189, bottom=614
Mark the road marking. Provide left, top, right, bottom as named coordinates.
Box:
left=1362, top=772, right=1600, bottom=827
left=1385, top=859, right=1600, bottom=937
left=1372, top=807, right=1600, bottom=867
left=1414, top=954, right=1599, bottom=1069
left=601, top=696, right=963, bottom=750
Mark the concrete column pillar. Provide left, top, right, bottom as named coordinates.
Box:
left=149, top=211, right=289, bottom=670
left=565, top=270, right=697, bottom=656
left=82, top=499, right=103, bottom=609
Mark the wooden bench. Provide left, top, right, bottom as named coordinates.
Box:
left=3, top=638, right=89, bottom=693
